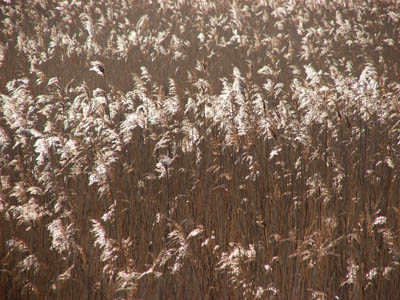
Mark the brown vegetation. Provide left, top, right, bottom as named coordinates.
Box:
left=1, top=0, right=400, bottom=299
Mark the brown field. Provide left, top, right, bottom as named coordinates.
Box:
left=1, top=0, right=400, bottom=299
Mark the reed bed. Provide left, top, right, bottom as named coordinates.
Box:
left=1, top=0, right=399, bottom=299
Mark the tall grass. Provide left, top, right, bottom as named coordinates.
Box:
left=1, top=0, right=400, bottom=299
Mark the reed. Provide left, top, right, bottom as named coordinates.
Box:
left=1, top=0, right=399, bottom=299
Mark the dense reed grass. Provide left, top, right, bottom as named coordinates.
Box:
left=1, top=0, right=399, bottom=299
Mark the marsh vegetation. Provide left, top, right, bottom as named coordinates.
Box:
left=1, top=0, right=400, bottom=299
